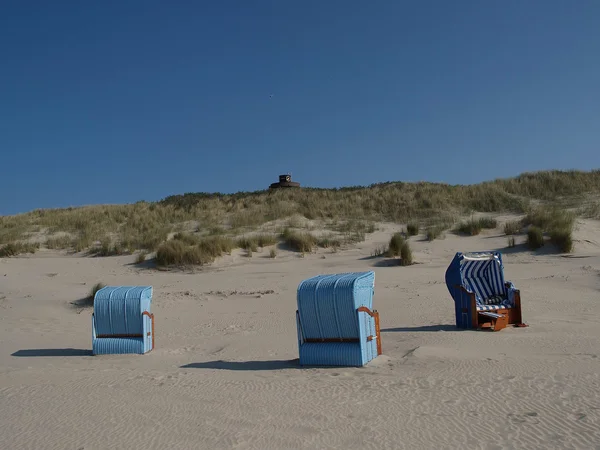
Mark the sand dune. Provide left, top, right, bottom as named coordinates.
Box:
left=1, top=219, right=600, bottom=449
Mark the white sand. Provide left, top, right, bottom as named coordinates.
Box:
left=1, top=219, right=600, bottom=450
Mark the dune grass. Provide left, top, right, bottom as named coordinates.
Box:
left=522, top=206, right=576, bottom=253
left=399, top=240, right=413, bottom=266
left=503, top=220, right=522, bottom=235
left=280, top=228, right=318, bottom=253
left=508, top=236, right=516, bottom=248
left=236, top=234, right=278, bottom=252
left=0, top=241, right=40, bottom=258
left=549, top=228, right=573, bottom=253
left=385, top=232, right=413, bottom=265
left=387, top=232, right=405, bottom=257
left=406, top=223, right=419, bottom=236
left=136, top=251, right=148, bottom=264
left=527, top=226, right=545, bottom=250
left=1, top=170, right=599, bottom=259
left=371, top=244, right=388, bottom=257
left=315, top=234, right=342, bottom=250
left=426, top=225, right=445, bottom=242
left=455, top=216, right=497, bottom=236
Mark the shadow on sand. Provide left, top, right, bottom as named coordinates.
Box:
left=125, top=257, right=158, bottom=270
left=181, top=359, right=301, bottom=371
left=371, top=258, right=402, bottom=267
left=70, top=296, right=94, bottom=309
left=491, top=242, right=569, bottom=256
left=12, top=348, right=92, bottom=357
left=382, top=324, right=460, bottom=333
left=358, top=254, right=383, bottom=261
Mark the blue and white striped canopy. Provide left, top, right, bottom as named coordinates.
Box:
left=445, top=252, right=507, bottom=304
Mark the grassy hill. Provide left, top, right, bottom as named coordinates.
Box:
left=1, top=169, right=599, bottom=262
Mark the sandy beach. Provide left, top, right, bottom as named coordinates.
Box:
left=1, top=218, right=599, bottom=450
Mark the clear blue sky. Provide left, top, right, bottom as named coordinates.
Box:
left=1, top=1, right=599, bottom=215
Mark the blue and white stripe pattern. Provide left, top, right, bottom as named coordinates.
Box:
left=458, top=252, right=515, bottom=309
left=460, top=253, right=506, bottom=303
left=478, top=311, right=504, bottom=319
left=92, top=286, right=153, bottom=355
left=296, top=271, right=378, bottom=367
left=476, top=304, right=513, bottom=311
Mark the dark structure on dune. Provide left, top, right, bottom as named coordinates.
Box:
left=269, top=173, right=301, bottom=189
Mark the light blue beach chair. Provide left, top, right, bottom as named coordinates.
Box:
left=295, top=271, right=382, bottom=367
left=92, top=286, right=155, bottom=355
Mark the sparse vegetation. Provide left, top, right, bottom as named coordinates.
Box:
left=455, top=216, right=497, bottom=236
left=549, top=228, right=574, bottom=253
left=269, top=249, right=277, bottom=258
left=387, top=232, right=405, bottom=257
left=237, top=237, right=258, bottom=253
left=155, top=240, right=210, bottom=266
left=1, top=170, right=599, bottom=259
left=136, top=251, right=148, bottom=264
left=197, top=236, right=236, bottom=257
left=155, top=235, right=236, bottom=266
left=399, top=241, right=413, bottom=266
left=316, top=234, right=342, bottom=249
left=478, top=217, right=498, bottom=229
left=237, top=234, right=278, bottom=252
left=456, top=219, right=482, bottom=236
left=522, top=207, right=575, bottom=232
left=578, top=201, right=600, bottom=219
left=46, top=235, right=72, bottom=249
left=527, top=226, right=545, bottom=250
left=88, top=237, right=128, bottom=257
left=331, top=220, right=376, bottom=234
left=0, top=242, right=39, bottom=258
left=406, top=223, right=419, bottom=236
left=503, top=220, right=522, bottom=235
left=280, top=229, right=317, bottom=253
left=426, top=225, right=445, bottom=241
left=371, top=244, right=388, bottom=257
left=173, top=232, right=199, bottom=246
left=522, top=206, right=575, bottom=253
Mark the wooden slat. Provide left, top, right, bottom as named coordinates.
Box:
left=374, top=310, right=382, bottom=355
left=142, top=311, right=155, bottom=351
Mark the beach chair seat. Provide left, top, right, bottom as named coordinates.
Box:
left=445, top=252, right=526, bottom=330
left=296, top=271, right=382, bottom=367
left=477, top=311, right=508, bottom=331
left=92, top=286, right=155, bottom=355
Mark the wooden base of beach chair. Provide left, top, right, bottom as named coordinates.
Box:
left=456, top=284, right=526, bottom=330
left=478, top=311, right=508, bottom=331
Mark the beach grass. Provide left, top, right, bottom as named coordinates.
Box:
left=1, top=170, right=598, bottom=259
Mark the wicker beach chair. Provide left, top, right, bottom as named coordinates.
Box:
left=445, top=252, right=526, bottom=331
left=92, top=286, right=155, bottom=355
left=296, top=271, right=382, bottom=366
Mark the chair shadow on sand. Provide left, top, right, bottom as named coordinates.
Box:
left=381, top=324, right=460, bottom=333
left=181, top=359, right=300, bottom=371
left=12, top=348, right=93, bottom=357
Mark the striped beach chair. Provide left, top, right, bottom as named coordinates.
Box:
left=92, top=286, right=155, bottom=355
left=445, top=252, right=526, bottom=331
left=295, top=271, right=382, bottom=367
